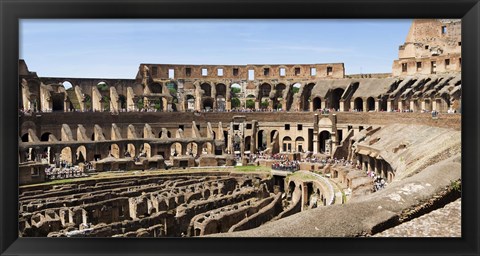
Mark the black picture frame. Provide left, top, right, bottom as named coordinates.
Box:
left=1, top=0, right=479, bottom=255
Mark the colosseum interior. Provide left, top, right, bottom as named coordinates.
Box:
left=18, top=19, right=461, bottom=237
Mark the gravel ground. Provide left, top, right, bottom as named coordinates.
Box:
left=374, top=198, right=461, bottom=237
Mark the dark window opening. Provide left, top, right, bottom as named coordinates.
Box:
left=233, top=124, right=239, bottom=130
left=327, top=66, right=333, bottom=76
left=337, top=129, right=343, bottom=143
left=263, top=68, right=270, bottom=76
left=151, top=66, right=158, bottom=76
left=233, top=68, right=239, bottom=76
left=441, top=26, right=447, bottom=34
left=294, top=68, right=301, bottom=76
left=402, top=63, right=408, bottom=72
left=458, top=42, right=461, bottom=46
left=425, top=45, right=429, bottom=50
left=285, top=124, right=290, bottom=130
left=196, top=124, right=200, bottom=130
left=445, top=59, right=450, bottom=66
left=185, top=68, right=191, bottom=77
left=416, top=62, right=422, bottom=71
left=348, top=125, right=353, bottom=131
left=359, top=126, right=364, bottom=131
left=431, top=61, right=437, bottom=74
left=297, top=124, right=303, bottom=130
left=246, top=123, right=252, bottom=129
left=179, top=125, right=184, bottom=130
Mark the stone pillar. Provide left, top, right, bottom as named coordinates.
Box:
left=387, top=100, right=392, bottom=112
left=375, top=100, right=380, bottom=111
left=350, top=101, right=355, bottom=111
left=432, top=100, right=437, bottom=111
left=410, top=101, right=416, bottom=112
left=162, top=97, right=168, bottom=111
left=421, top=100, right=426, bottom=111
left=321, top=101, right=326, bottom=110
left=255, top=100, right=260, bottom=110
left=268, top=99, right=273, bottom=109
left=361, top=159, right=366, bottom=172
left=309, top=101, right=313, bottom=111
left=363, top=101, right=367, bottom=112
left=212, top=85, right=217, bottom=110
left=339, top=100, right=345, bottom=112
left=398, top=101, right=403, bottom=112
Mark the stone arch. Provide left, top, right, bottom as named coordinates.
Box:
left=40, top=132, right=52, bottom=142
left=171, top=142, right=182, bottom=157
left=282, top=136, right=292, bottom=152
left=142, top=143, right=151, bottom=158
left=126, top=143, right=136, bottom=157
left=200, top=83, right=212, bottom=97
left=295, top=136, right=305, bottom=152
left=110, top=143, right=120, bottom=158
left=186, top=142, right=198, bottom=157
left=301, top=83, right=315, bottom=111
left=330, top=88, right=345, bottom=111
left=21, top=133, right=29, bottom=142
left=259, top=83, right=271, bottom=99
left=76, top=146, right=87, bottom=163
left=149, top=82, right=163, bottom=94
left=202, top=142, right=213, bottom=154
left=185, top=94, right=195, bottom=111
left=60, top=146, right=73, bottom=164
left=312, top=97, right=322, bottom=111
left=354, top=97, right=363, bottom=111
left=216, top=83, right=227, bottom=97
left=202, top=98, right=214, bottom=111
left=367, top=97, right=375, bottom=111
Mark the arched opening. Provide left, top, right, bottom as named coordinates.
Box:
left=149, top=82, right=163, bottom=94
left=257, top=130, right=267, bottom=151
left=231, top=83, right=242, bottom=110
left=60, top=147, right=73, bottom=164
left=259, top=83, right=271, bottom=99
left=246, top=97, right=255, bottom=109
left=282, top=136, right=292, bottom=152
left=318, top=131, right=331, bottom=154
left=312, top=97, right=322, bottom=111
left=40, top=132, right=52, bottom=142
left=330, top=88, right=345, bottom=111
left=216, top=95, right=226, bottom=111
left=367, top=97, right=375, bottom=111
left=273, top=84, right=286, bottom=110
left=52, top=94, right=64, bottom=112
left=118, top=95, right=127, bottom=110
left=244, top=136, right=251, bottom=152
left=186, top=142, right=198, bottom=157
left=295, top=137, right=305, bottom=153
left=170, top=142, right=182, bottom=157
left=76, top=146, right=86, bottom=163
left=186, top=95, right=195, bottom=111
left=301, top=83, right=315, bottom=111
left=216, top=83, right=226, bottom=98
left=354, top=97, right=363, bottom=111
left=142, top=143, right=151, bottom=158
left=233, top=134, right=241, bottom=152
left=110, top=144, right=120, bottom=158
left=21, top=133, right=29, bottom=142
left=201, top=83, right=211, bottom=97
left=203, top=98, right=213, bottom=111
left=125, top=143, right=136, bottom=158
left=62, top=81, right=73, bottom=90
left=202, top=142, right=213, bottom=154
left=287, top=83, right=302, bottom=111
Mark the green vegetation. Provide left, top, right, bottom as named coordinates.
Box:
left=246, top=99, right=255, bottom=109
left=137, top=98, right=144, bottom=109
left=292, top=87, right=300, bottom=94
left=261, top=100, right=269, bottom=108
left=231, top=97, right=241, bottom=108
left=233, top=165, right=270, bottom=172
left=450, top=179, right=461, bottom=192
left=97, top=82, right=109, bottom=91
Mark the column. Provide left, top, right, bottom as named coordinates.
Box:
left=321, top=101, right=326, bottom=110
left=363, top=101, right=367, bottom=112
left=255, top=100, right=260, bottom=109
left=398, top=101, right=403, bottom=112
left=309, top=101, right=313, bottom=111
left=410, top=101, right=416, bottom=112
left=350, top=101, right=355, bottom=111
left=432, top=100, right=437, bottom=111
left=339, top=100, right=345, bottom=112
left=387, top=100, right=392, bottom=112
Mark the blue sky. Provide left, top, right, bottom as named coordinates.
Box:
left=20, top=19, right=412, bottom=79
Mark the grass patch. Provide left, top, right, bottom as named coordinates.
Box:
left=233, top=165, right=270, bottom=172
